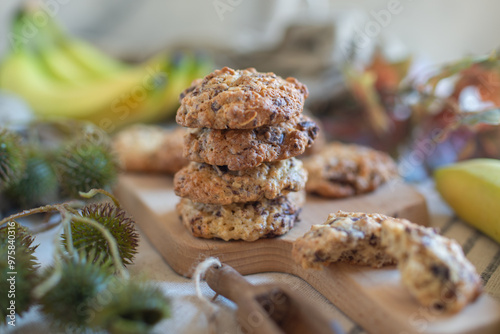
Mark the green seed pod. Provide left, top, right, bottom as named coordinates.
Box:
left=0, top=222, right=39, bottom=324
left=55, top=135, right=119, bottom=199
left=39, top=253, right=112, bottom=332
left=62, top=202, right=139, bottom=267
left=0, top=128, right=26, bottom=191
left=90, top=279, right=170, bottom=334
left=6, top=152, right=58, bottom=208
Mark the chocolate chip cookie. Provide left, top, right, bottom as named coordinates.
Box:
left=113, top=124, right=188, bottom=174
left=381, top=219, right=482, bottom=313
left=304, top=142, right=398, bottom=198
left=174, top=158, right=307, bottom=205
left=176, top=190, right=305, bottom=241
left=292, top=211, right=396, bottom=270
left=183, top=115, right=319, bottom=171
left=176, top=67, right=309, bottom=129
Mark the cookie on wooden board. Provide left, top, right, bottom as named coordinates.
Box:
left=174, top=158, right=307, bottom=205
left=183, top=115, right=319, bottom=171
left=293, top=209, right=483, bottom=313
left=176, top=67, right=309, bottom=129
left=382, top=218, right=482, bottom=313
left=292, top=211, right=396, bottom=269
left=176, top=190, right=305, bottom=241
left=304, top=142, right=398, bottom=198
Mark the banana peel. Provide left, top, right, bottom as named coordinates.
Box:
left=435, top=159, right=500, bottom=243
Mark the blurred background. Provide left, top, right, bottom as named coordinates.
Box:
left=0, top=0, right=498, bottom=62
left=1, top=0, right=499, bottom=181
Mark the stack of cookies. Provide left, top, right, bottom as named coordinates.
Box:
left=173, top=67, right=319, bottom=241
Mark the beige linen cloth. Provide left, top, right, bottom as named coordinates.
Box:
left=4, top=181, right=500, bottom=334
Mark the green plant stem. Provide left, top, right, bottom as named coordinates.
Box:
left=61, top=212, right=74, bottom=257
left=0, top=205, right=61, bottom=227
left=33, top=223, right=66, bottom=300
left=79, top=188, right=121, bottom=208
left=2, top=195, right=130, bottom=300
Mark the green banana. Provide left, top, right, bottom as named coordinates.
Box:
left=90, top=52, right=213, bottom=127
left=130, top=52, right=214, bottom=123
left=60, top=39, right=127, bottom=78
left=86, top=55, right=172, bottom=130
left=149, top=53, right=198, bottom=121
left=41, top=16, right=127, bottom=80
left=18, top=9, right=126, bottom=86
left=37, top=41, right=93, bottom=86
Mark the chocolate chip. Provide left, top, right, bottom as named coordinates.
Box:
left=314, top=250, right=326, bottom=262
left=433, top=302, right=445, bottom=311
left=298, top=121, right=315, bottom=129
left=309, top=126, right=319, bottom=139
left=190, top=217, right=201, bottom=225
left=264, top=128, right=285, bottom=145
left=179, top=85, right=197, bottom=101
left=265, top=231, right=279, bottom=238
left=212, top=88, right=223, bottom=97
left=369, top=233, right=377, bottom=246
left=430, top=264, right=450, bottom=281
left=211, top=101, right=221, bottom=111
left=216, top=165, right=229, bottom=173
left=269, top=111, right=276, bottom=121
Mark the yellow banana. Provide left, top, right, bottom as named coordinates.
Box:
left=0, top=50, right=167, bottom=120
left=435, top=159, right=500, bottom=243
left=0, top=7, right=213, bottom=130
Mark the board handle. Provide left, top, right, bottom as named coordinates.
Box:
left=205, top=264, right=345, bottom=334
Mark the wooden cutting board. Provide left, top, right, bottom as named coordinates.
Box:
left=115, top=174, right=500, bottom=334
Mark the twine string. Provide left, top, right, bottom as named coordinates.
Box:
left=193, top=257, right=222, bottom=334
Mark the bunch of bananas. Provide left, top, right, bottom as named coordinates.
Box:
left=0, top=7, right=212, bottom=132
